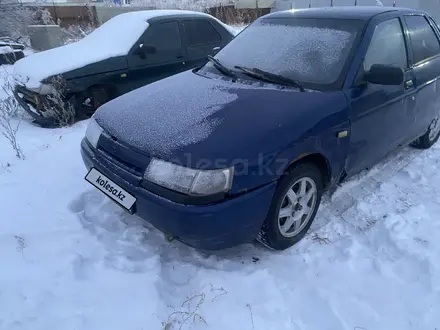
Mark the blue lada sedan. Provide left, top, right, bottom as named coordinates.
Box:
left=81, top=6, right=440, bottom=250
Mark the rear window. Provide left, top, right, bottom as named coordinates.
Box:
left=200, top=17, right=364, bottom=91
left=404, top=15, right=440, bottom=64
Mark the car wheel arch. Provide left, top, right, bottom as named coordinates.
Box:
left=282, top=153, right=331, bottom=190
left=86, top=83, right=118, bottom=99
left=74, top=83, right=119, bottom=120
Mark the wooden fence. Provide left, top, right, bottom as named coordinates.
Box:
left=32, top=4, right=267, bottom=27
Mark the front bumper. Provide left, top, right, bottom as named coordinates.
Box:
left=81, top=138, right=277, bottom=250
left=13, top=85, right=57, bottom=127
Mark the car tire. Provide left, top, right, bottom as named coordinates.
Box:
left=257, top=162, right=323, bottom=250
left=411, top=116, right=440, bottom=149
left=76, top=87, right=110, bottom=120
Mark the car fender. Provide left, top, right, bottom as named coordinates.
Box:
left=62, top=56, right=128, bottom=94
left=272, top=125, right=350, bottom=185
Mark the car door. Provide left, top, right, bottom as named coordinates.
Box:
left=345, top=16, right=415, bottom=176
left=180, top=18, right=225, bottom=69
left=402, top=14, right=440, bottom=139
left=125, top=20, right=187, bottom=92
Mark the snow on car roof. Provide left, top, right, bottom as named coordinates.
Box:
left=84, top=9, right=221, bottom=54
left=13, top=10, right=230, bottom=88
left=75, top=9, right=215, bottom=57
left=84, top=9, right=236, bottom=52
left=110, top=9, right=216, bottom=21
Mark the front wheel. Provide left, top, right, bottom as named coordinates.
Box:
left=75, top=87, right=111, bottom=120
left=412, top=115, right=440, bottom=149
left=257, top=162, right=323, bottom=250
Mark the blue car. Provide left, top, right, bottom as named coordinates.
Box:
left=81, top=6, right=440, bottom=251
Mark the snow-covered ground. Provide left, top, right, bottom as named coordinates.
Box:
left=1, top=61, right=440, bottom=330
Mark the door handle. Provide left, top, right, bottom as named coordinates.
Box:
left=404, top=79, right=414, bottom=89
left=176, top=54, right=184, bottom=59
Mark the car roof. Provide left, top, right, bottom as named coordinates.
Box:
left=113, top=9, right=215, bottom=22
left=264, top=6, right=425, bottom=20
left=110, top=9, right=237, bottom=35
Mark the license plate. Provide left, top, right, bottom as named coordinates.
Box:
left=85, top=168, right=136, bottom=211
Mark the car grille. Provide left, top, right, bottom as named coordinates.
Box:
left=97, top=133, right=150, bottom=178
left=98, top=148, right=143, bottom=176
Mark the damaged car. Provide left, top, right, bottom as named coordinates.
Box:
left=12, top=10, right=235, bottom=127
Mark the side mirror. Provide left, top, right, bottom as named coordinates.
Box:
left=142, top=44, right=157, bottom=54
left=135, top=44, right=157, bottom=57
left=364, top=64, right=404, bottom=86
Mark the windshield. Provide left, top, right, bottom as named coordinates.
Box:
left=200, top=17, right=364, bottom=91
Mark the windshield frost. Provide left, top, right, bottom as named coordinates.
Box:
left=206, top=18, right=361, bottom=87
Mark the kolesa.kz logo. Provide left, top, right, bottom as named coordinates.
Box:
left=95, top=175, right=126, bottom=201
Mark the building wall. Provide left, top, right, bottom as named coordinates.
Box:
left=17, top=0, right=69, bottom=3
left=94, top=6, right=154, bottom=24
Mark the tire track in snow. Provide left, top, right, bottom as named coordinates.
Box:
left=71, top=190, right=165, bottom=275
left=70, top=190, right=206, bottom=328
left=71, top=190, right=274, bottom=328
left=307, top=145, right=425, bottom=240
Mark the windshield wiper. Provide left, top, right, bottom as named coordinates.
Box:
left=207, top=56, right=237, bottom=81
left=234, top=65, right=305, bottom=92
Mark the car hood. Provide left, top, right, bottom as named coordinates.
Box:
left=94, top=70, right=348, bottom=168
left=13, top=41, right=127, bottom=90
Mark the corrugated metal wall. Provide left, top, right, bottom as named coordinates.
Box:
left=273, top=0, right=440, bottom=24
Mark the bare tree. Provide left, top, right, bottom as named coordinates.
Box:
left=0, top=82, right=24, bottom=159
left=0, top=3, right=36, bottom=42
left=42, top=75, right=76, bottom=127
left=128, top=0, right=230, bottom=11
left=0, top=3, right=57, bottom=48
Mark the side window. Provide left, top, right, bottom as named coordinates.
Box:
left=144, top=21, right=182, bottom=52
left=404, top=15, right=440, bottom=64
left=182, top=20, right=221, bottom=46
left=363, top=18, right=408, bottom=72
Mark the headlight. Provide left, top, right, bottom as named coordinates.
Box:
left=144, top=158, right=233, bottom=196
left=85, top=117, right=103, bottom=149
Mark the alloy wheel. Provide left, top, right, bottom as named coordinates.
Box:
left=277, top=177, right=317, bottom=238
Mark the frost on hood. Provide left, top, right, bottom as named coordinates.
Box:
left=94, top=73, right=238, bottom=156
